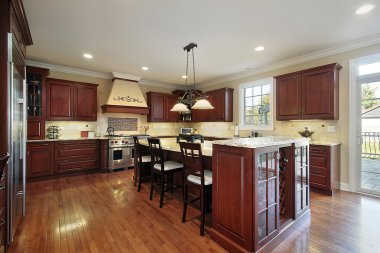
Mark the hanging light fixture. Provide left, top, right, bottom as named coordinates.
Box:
left=170, top=42, right=214, bottom=112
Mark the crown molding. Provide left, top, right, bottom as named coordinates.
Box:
left=138, top=79, right=185, bottom=90
left=25, top=60, right=112, bottom=79
left=198, top=33, right=380, bottom=88
left=112, top=72, right=140, bottom=81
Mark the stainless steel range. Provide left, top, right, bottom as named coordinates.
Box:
left=107, top=135, right=135, bottom=171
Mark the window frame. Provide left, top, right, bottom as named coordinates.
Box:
left=239, top=78, right=274, bottom=131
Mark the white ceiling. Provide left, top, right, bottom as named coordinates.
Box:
left=24, top=0, right=380, bottom=85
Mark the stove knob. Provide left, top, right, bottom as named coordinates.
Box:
left=115, top=141, right=118, bottom=144
left=111, top=141, right=114, bottom=144
left=121, top=140, right=125, bottom=143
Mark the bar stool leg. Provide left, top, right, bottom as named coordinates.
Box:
left=200, top=189, right=205, bottom=236
left=149, top=171, right=155, bottom=201
left=159, top=174, right=165, bottom=208
left=182, top=183, right=188, bottom=223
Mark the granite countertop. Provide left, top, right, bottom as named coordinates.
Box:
left=139, top=137, right=213, bottom=157
left=213, top=136, right=308, bottom=149
left=27, top=137, right=108, bottom=142
left=309, top=141, right=341, bottom=146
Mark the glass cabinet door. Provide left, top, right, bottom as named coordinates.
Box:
left=294, top=144, right=309, bottom=217
left=26, top=72, right=43, bottom=118
left=257, top=150, right=279, bottom=245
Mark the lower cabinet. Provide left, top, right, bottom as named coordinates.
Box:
left=27, top=142, right=54, bottom=178
left=27, top=140, right=100, bottom=179
left=0, top=166, right=6, bottom=253
left=309, top=144, right=341, bottom=195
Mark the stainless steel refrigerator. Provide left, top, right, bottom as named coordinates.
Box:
left=6, top=33, right=26, bottom=244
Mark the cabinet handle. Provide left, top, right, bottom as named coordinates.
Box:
left=0, top=219, right=5, bottom=226
left=0, top=185, right=4, bottom=191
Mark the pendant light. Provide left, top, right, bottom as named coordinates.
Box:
left=170, top=42, right=214, bottom=112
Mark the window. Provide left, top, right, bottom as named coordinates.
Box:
left=239, top=78, right=273, bottom=130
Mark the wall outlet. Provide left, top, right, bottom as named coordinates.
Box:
left=327, top=126, right=336, bottom=133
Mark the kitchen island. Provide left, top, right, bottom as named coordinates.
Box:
left=140, top=136, right=310, bottom=252
left=211, top=137, right=310, bottom=253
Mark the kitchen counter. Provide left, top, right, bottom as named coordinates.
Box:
left=27, top=137, right=108, bottom=142
left=139, top=137, right=213, bottom=157
left=310, top=141, right=341, bottom=146
left=213, top=136, right=308, bottom=149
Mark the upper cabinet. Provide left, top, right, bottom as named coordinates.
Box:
left=147, top=88, right=234, bottom=123
left=147, top=92, right=179, bottom=122
left=26, top=66, right=50, bottom=140
left=46, top=78, right=98, bottom=121
left=192, top=88, right=234, bottom=122
left=275, top=63, right=341, bottom=121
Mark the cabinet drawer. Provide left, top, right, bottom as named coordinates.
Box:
left=56, top=147, right=97, bottom=158
left=56, top=140, right=97, bottom=146
left=310, top=155, right=328, bottom=168
left=55, top=159, right=98, bottom=174
left=27, top=141, right=53, bottom=148
left=310, top=145, right=328, bottom=154
left=310, top=173, right=328, bottom=188
left=310, top=166, right=328, bottom=176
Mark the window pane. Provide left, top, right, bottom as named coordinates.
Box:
left=245, top=116, right=253, bottom=125
left=262, top=84, right=270, bottom=95
left=253, top=86, right=262, bottom=96
left=253, top=106, right=260, bottom=115
left=245, top=97, right=253, bottom=106
left=245, top=106, right=254, bottom=115
left=253, top=96, right=262, bottom=106
left=262, top=94, right=270, bottom=105
left=245, top=87, right=253, bottom=97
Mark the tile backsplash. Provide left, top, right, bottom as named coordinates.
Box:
left=108, top=117, right=138, bottom=131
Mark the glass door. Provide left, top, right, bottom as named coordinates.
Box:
left=357, top=62, right=380, bottom=195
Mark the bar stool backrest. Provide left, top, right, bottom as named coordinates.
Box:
left=147, top=138, right=165, bottom=172
left=179, top=142, right=204, bottom=186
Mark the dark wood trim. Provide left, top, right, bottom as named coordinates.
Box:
left=26, top=66, right=50, bottom=76
left=101, top=104, right=149, bottom=114
left=0, top=0, right=9, bottom=156
left=112, top=77, right=139, bottom=83
left=10, top=0, right=32, bottom=46
left=46, top=78, right=99, bottom=87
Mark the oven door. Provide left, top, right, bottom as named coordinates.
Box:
left=108, top=146, right=134, bottom=170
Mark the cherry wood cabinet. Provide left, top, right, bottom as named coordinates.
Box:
left=46, top=78, right=98, bottom=121
left=211, top=140, right=310, bottom=253
left=26, top=142, right=54, bottom=178
left=192, top=88, right=234, bottom=122
left=309, top=144, right=341, bottom=195
left=27, top=140, right=101, bottom=179
left=147, top=92, right=179, bottom=122
left=54, top=140, right=99, bottom=174
left=26, top=66, right=50, bottom=140
left=275, top=63, right=341, bottom=121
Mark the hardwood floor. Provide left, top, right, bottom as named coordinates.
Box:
left=8, top=170, right=380, bottom=253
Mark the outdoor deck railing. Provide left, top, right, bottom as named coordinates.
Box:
left=362, top=132, right=380, bottom=159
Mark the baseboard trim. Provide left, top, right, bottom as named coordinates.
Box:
left=339, top=183, right=351, bottom=192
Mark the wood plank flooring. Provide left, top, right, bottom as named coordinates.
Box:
left=8, top=170, right=380, bottom=253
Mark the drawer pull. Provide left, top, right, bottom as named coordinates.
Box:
left=0, top=185, right=4, bottom=191
left=0, top=219, right=4, bottom=226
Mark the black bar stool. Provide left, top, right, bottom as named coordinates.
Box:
left=133, top=136, right=151, bottom=192
left=179, top=142, right=212, bottom=236
left=148, top=138, right=183, bottom=208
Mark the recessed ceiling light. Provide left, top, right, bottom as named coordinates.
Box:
left=142, top=66, right=149, bottom=71
left=182, top=75, right=187, bottom=79
left=254, top=46, right=265, bottom=52
left=83, top=53, right=93, bottom=59
left=355, top=4, right=375, bottom=15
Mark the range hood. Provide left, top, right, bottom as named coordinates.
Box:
left=101, top=72, right=149, bottom=114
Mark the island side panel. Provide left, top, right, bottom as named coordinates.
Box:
left=211, top=144, right=254, bottom=253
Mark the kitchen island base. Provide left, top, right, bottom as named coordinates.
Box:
left=210, top=137, right=310, bottom=253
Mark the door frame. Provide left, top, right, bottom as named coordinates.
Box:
left=349, top=52, right=380, bottom=193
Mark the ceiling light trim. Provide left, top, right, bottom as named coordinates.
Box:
left=198, top=33, right=380, bottom=88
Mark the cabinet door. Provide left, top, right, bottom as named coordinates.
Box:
left=27, top=143, right=54, bottom=178
left=46, top=79, right=72, bottom=120
left=302, top=68, right=335, bottom=119
left=147, top=93, right=165, bottom=122
left=27, top=119, right=45, bottom=140
left=74, top=83, right=97, bottom=121
left=276, top=74, right=302, bottom=120
left=164, top=95, right=179, bottom=122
